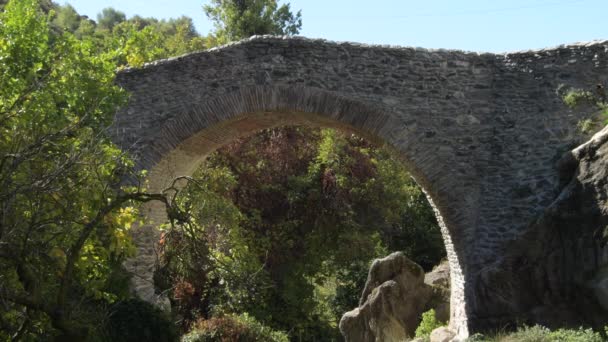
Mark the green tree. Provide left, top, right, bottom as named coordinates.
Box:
left=53, top=4, right=82, bottom=33
left=74, top=10, right=208, bottom=68
left=51, top=4, right=98, bottom=40
left=161, top=17, right=207, bottom=55
left=203, top=0, right=302, bottom=45
left=96, top=7, right=126, bottom=32
left=74, top=17, right=97, bottom=40
left=0, top=1, right=179, bottom=339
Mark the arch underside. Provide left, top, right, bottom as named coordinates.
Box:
left=125, top=87, right=472, bottom=338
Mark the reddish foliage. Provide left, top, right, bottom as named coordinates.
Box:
left=191, top=316, right=250, bottom=341
left=322, top=168, right=337, bottom=196
left=174, top=279, right=196, bottom=300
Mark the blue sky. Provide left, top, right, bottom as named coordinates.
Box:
left=64, top=0, right=607, bottom=53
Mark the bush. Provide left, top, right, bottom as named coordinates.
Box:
left=182, top=313, right=289, bottom=342
left=464, top=333, right=490, bottom=341
left=549, top=327, right=604, bottom=341
left=105, top=298, right=178, bottom=342
left=463, top=325, right=605, bottom=342
left=504, top=325, right=603, bottom=342
left=563, top=90, right=594, bottom=108
left=506, top=325, right=552, bottom=341
left=415, top=309, right=446, bottom=340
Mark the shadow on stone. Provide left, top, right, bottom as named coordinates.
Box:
left=470, top=126, right=608, bottom=332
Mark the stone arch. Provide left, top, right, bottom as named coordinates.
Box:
left=113, top=36, right=608, bottom=339
left=124, top=86, right=472, bottom=337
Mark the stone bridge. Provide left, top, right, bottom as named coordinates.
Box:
left=112, top=36, right=608, bottom=339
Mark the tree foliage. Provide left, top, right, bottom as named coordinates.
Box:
left=0, top=1, right=182, bottom=339
left=49, top=4, right=207, bottom=68
left=105, top=299, right=178, bottom=342
left=160, top=127, right=445, bottom=340
left=204, top=0, right=302, bottom=44
left=96, top=7, right=126, bottom=32
left=562, top=85, right=608, bottom=135
left=0, top=0, right=305, bottom=338
left=415, top=309, right=445, bottom=340
left=53, top=4, right=81, bottom=33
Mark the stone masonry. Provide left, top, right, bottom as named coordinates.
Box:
left=111, top=36, right=608, bottom=339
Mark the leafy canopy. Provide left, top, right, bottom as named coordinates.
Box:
left=204, top=0, right=302, bottom=44
left=0, top=1, right=178, bottom=339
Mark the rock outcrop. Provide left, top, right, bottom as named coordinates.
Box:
left=339, top=252, right=449, bottom=342
left=471, top=125, right=608, bottom=331
left=425, top=260, right=450, bottom=288
left=430, top=326, right=456, bottom=342
left=424, top=260, right=450, bottom=323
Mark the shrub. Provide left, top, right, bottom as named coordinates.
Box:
left=105, top=298, right=178, bottom=342
left=547, top=327, right=603, bottom=342
left=464, top=333, right=490, bottom=341
left=577, top=118, right=597, bottom=134
left=563, top=90, right=594, bottom=108
left=182, top=313, right=289, bottom=342
left=464, top=325, right=605, bottom=342
left=500, top=325, right=551, bottom=342
left=562, top=87, right=608, bottom=135
left=502, top=325, right=603, bottom=342
left=415, top=309, right=446, bottom=340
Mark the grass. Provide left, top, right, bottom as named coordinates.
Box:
left=463, top=325, right=605, bottom=342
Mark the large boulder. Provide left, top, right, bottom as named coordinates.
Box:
left=339, top=252, right=434, bottom=342
left=430, top=326, right=456, bottom=342
left=425, top=260, right=450, bottom=288
left=424, top=260, right=450, bottom=323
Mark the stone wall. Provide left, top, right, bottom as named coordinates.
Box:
left=112, top=36, right=608, bottom=338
